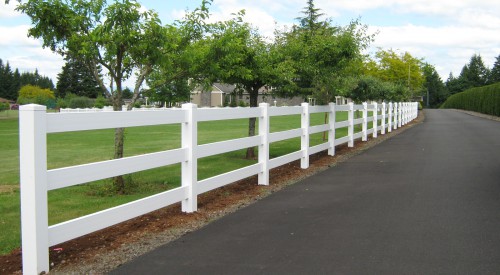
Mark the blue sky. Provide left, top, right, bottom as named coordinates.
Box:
left=1, top=0, right=500, bottom=87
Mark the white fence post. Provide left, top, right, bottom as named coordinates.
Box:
left=381, top=102, right=386, bottom=135
left=19, top=104, right=50, bottom=275
left=406, top=103, right=410, bottom=124
left=301, top=102, right=310, bottom=169
left=393, top=103, right=398, bottom=130
left=401, top=102, right=406, bottom=126
left=388, top=102, right=393, bottom=133
left=398, top=102, right=402, bottom=128
left=373, top=102, right=378, bottom=138
left=362, top=102, right=368, bottom=141
left=348, top=102, right=354, bottom=147
left=258, top=103, right=269, bottom=185
left=328, top=103, right=336, bottom=156
left=181, top=103, right=197, bottom=213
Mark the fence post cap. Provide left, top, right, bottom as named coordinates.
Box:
left=182, top=103, right=197, bottom=108
left=19, top=104, right=46, bottom=111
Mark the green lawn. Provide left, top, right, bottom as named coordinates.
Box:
left=0, top=110, right=358, bottom=255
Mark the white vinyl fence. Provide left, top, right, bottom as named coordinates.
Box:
left=19, top=101, right=418, bottom=274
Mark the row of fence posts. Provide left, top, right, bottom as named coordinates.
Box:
left=19, top=101, right=418, bottom=274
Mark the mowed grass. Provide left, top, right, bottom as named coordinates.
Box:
left=0, top=110, right=358, bottom=255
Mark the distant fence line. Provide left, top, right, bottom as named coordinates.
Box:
left=20, top=101, right=418, bottom=274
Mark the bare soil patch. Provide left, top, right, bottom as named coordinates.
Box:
left=0, top=186, right=18, bottom=195
left=0, top=112, right=424, bottom=274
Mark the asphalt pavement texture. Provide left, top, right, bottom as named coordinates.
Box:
left=111, top=109, right=500, bottom=274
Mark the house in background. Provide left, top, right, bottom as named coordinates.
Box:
left=335, top=96, right=352, bottom=105
left=191, top=83, right=305, bottom=107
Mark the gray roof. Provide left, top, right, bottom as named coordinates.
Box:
left=213, top=83, right=238, bottom=93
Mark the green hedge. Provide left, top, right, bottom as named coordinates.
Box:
left=441, top=82, right=500, bottom=116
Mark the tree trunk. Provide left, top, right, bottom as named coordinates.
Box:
left=245, top=86, right=259, bottom=159
left=246, top=117, right=257, bottom=159
left=112, top=82, right=126, bottom=193
left=113, top=127, right=125, bottom=194
left=323, top=112, right=328, bottom=141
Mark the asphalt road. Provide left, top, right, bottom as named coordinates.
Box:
left=111, top=109, right=500, bottom=274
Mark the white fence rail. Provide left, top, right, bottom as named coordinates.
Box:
left=20, top=102, right=418, bottom=274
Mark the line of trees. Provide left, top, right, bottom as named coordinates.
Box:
left=446, top=54, right=500, bottom=95
left=13, top=0, right=422, bottom=193
left=0, top=58, right=54, bottom=101
left=15, top=0, right=498, bottom=193
left=422, top=53, right=500, bottom=108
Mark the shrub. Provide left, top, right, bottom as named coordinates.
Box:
left=133, top=101, right=142, bottom=108
left=441, top=83, right=500, bottom=116
left=0, top=102, right=9, bottom=111
left=17, top=85, right=56, bottom=107
left=69, top=96, right=94, bottom=108
left=56, top=97, right=68, bottom=109
left=94, top=95, right=109, bottom=109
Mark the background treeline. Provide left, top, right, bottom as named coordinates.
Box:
left=4, top=0, right=500, bottom=113
left=441, top=82, right=500, bottom=116
left=424, top=53, right=500, bottom=109
left=0, top=58, right=54, bottom=101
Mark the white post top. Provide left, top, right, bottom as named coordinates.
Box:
left=182, top=103, right=197, bottom=108
left=19, top=104, right=47, bottom=111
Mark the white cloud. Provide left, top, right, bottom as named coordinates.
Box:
left=317, top=0, right=500, bottom=16
left=369, top=23, right=500, bottom=78
left=0, top=25, right=38, bottom=46
left=0, top=2, right=22, bottom=19
left=171, top=1, right=282, bottom=39
left=7, top=47, right=64, bottom=83
left=0, top=24, right=64, bottom=83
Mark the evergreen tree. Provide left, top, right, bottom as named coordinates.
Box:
left=56, top=56, right=101, bottom=98
left=490, top=54, right=500, bottom=84
left=423, top=63, right=448, bottom=108
left=0, top=59, right=5, bottom=99
left=445, top=72, right=466, bottom=95
left=11, top=69, right=21, bottom=99
left=1, top=62, right=14, bottom=100
left=20, top=69, right=54, bottom=90
left=455, top=54, right=489, bottom=92
left=296, top=0, right=325, bottom=33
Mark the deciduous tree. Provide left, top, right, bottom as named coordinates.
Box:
left=144, top=0, right=213, bottom=108
left=276, top=2, right=372, bottom=104
left=17, top=0, right=183, bottom=193
left=201, top=12, right=298, bottom=158
left=365, top=49, right=424, bottom=100
left=17, top=84, right=56, bottom=107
